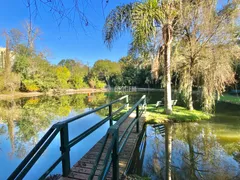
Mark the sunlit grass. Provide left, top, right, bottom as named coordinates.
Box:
left=220, top=94, right=240, bottom=104
left=126, top=175, right=151, bottom=180
left=111, top=104, right=212, bottom=124
left=145, top=104, right=212, bottom=124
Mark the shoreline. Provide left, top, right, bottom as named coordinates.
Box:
left=0, top=88, right=108, bottom=100
left=0, top=87, right=164, bottom=100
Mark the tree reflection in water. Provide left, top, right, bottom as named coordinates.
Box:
left=165, top=123, right=173, bottom=180
left=129, top=123, right=240, bottom=180
left=0, top=93, right=126, bottom=159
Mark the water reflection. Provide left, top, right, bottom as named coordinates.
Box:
left=129, top=123, right=240, bottom=180
left=1, top=94, right=119, bottom=152
left=0, top=93, right=118, bottom=179
left=0, top=91, right=162, bottom=179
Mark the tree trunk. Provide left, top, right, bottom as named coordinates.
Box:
left=5, top=38, right=11, bottom=76
left=187, top=77, right=194, bottom=110
left=163, top=24, right=173, bottom=115
left=164, top=44, right=172, bottom=114
left=105, top=76, right=110, bottom=89
left=187, top=58, right=195, bottom=111
left=0, top=51, right=4, bottom=68
left=180, top=63, right=194, bottom=110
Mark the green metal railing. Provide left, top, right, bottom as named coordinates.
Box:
left=89, top=95, right=146, bottom=180
left=8, top=95, right=129, bottom=180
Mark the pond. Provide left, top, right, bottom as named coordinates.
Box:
left=0, top=91, right=160, bottom=179
left=129, top=101, right=240, bottom=180
left=0, top=91, right=239, bottom=179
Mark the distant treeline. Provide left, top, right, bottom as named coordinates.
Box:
left=0, top=23, right=161, bottom=93
left=0, top=42, right=160, bottom=93
left=0, top=22, right=239, bottom=97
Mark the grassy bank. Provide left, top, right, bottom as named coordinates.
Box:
left=220, top=94, right=240, bottom=105
left=145, top=104, right=211, bottom=124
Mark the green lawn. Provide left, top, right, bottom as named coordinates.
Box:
left=146, top=104, right=212, bottom=124
left=112, top=104, right=211, bottom=124
left=220, top=94, right=240, bottom=104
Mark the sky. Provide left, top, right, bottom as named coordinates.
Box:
left=0, top=0, right=228, bottom=66
left=0, top=0, right=135, bottom=66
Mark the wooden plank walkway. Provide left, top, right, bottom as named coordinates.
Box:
left=60, top=113, right=145, bottom=180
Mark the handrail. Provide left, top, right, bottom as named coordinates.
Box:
left=8, top=95, right=129, bottom=180
left=114, top=95, right=146, bottom=128
left=56, top=95, right=129, bottom=126
left=8, top=127, right=60, bottom=180
left=89, top=95, right=146, bottom=180
left=68, top=115, right=111, bottom=148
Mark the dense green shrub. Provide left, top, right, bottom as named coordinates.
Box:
left=71, top=74, right=89, bottom=89
left=22, top=79, right=40, bottom=92
left=95, top=79, right=106, bottom=89
left=0, top=72, right=20, bottom=93
left=88, top=77, right=106, bottom=89
left=55, top=66, right=71, bottom=89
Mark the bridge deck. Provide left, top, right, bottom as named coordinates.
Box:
left=60, top=114, right=145, bottom=180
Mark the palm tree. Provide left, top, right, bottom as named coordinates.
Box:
left=103, top=0, right=181, bottom=114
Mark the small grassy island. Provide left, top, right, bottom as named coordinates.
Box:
left=145, top=105, right=212, bottom=124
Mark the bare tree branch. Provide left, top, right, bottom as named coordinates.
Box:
left=23, top=0, right=110, bottom=31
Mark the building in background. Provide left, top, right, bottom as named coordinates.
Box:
left=0, top=47, right=15, bottom=69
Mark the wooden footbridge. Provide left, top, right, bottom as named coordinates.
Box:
left=8, top=95, right=146, bottom=180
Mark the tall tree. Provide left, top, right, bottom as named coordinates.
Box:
left=92, top=59, right=121, bottom=87
left=173, top=0, right=240, bottom=112
left=4, top=34, right=11, bottom=75
left=104, top=0, right=181, bottom=114
left=24, top=21, right=40, bottom=51
left=58, top=59, right=89, bottom=88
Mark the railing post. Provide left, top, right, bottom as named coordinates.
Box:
left=136, top=105, right=139, bottom=133
left=112, top=130, right=119, bottom=180
left=109, top=104, right=113, bottom=126
left=60, top=124, right=71, bottom=177
left=144, top=96, right=147, bottom=113
left=126, top=95, right=129, bottom=110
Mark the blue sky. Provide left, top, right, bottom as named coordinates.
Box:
left=0, top=0, right=134, bottom=66
left=0, top=0, right=227, bottom=66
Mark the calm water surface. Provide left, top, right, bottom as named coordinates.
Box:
left=0, top=91, right=160, bottom=179
left=129, top=100, right=240, bottom=180
left=0, top=91, right=239, bottom=179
